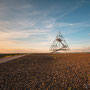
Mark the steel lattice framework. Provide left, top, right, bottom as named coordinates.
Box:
left=50, top=31, right=70, bottom=53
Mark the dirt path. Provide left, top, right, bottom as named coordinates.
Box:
left=0, top=55, right=25, bottom=64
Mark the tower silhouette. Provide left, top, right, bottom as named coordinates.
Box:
left=50, top=31, right=69, bottom=53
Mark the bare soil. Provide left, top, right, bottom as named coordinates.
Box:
left=0, top=53, right=90, bottom=90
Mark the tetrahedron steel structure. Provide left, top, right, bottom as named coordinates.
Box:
left=50, top=31, right=69, bottom=53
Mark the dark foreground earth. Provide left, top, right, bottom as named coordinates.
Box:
left=0, top=53, right=90, bottom=90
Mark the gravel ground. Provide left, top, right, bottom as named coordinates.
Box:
left=0, top=53, right=90, bottom=90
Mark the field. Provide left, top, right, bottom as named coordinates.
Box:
left=0, top=53, right=90, bottom=89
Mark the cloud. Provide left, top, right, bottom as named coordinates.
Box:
left=0, top=29, right=50, bottom=40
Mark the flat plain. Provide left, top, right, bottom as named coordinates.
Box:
left=0, top=53, right=90, bottom=90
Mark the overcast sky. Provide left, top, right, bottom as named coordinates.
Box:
left=0, top=0, right=90, bottom=53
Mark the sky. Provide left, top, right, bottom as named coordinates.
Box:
left=0, top=0, right=90, bottom=53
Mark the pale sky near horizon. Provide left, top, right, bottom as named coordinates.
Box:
left=0, top=0, right=90, bottom=53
